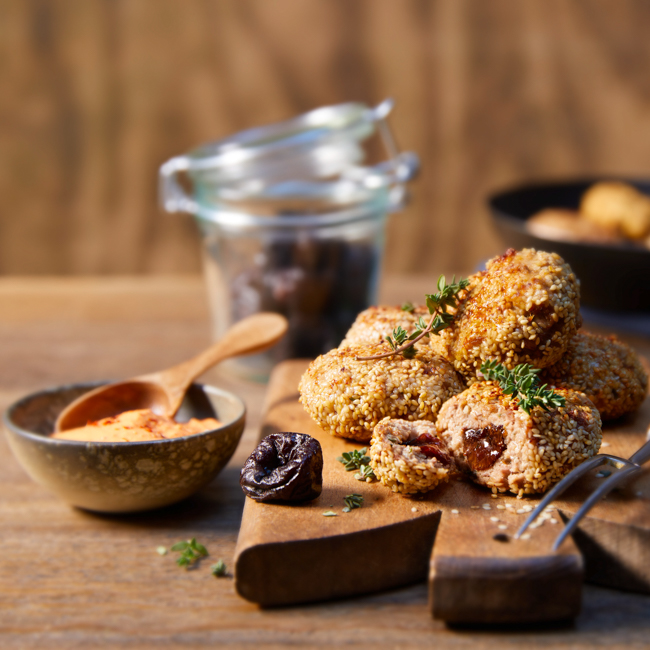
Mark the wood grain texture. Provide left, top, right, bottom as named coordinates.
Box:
left=2, top=0, right=650, bottom=276
left=2, top=276, right=650, bottom=647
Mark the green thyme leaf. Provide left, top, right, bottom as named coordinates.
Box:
left=171, top=538, right=209, bottom=569
left=480, top=360, right=565, bottom=415
left=211, top=560, right=227, bottom=577
left=337, top=448, right=371, bottom=471
left=354, top=464, right=376, bottom=482
left=342, top=494, right=364, bottom=512
left=401, top=301, right=415, bottom=313
left=156, top=546, right=168, bottom=556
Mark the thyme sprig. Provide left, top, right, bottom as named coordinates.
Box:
left=354, top=464, right=376, bottom=482
left=211, top=559, right=227, bottom=577
left=357, top=275, right=469, bottom=361
left=337, top=448, right=376, bottom=481
left=171, top=538, right=208, bottom=569
left=480, top=360, right=566, bottom=415
left=337, top=448, right=371, bottom=471
left=343, top=494, right=364, bottom=512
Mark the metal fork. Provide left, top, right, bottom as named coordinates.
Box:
left=515, top=435, right=650, bottom=551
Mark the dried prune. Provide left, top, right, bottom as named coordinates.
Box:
left=462, top=425, right=506, bottom=472
left=240, top=432, right=323, bottom=502
left=403, top=433, right=452, bottom=465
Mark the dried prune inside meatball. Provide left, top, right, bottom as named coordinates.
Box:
left=369, top=419, right=456, bottom=495
left=240, top=432, right=323, bottom=502
left=436, top=382, right=602, bottom=496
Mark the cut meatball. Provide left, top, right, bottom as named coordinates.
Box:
left=541, top=331, right=648, bottom=420
left=448, top=248, right=581, bottom=382
left=299, top=343, right=465, bottom=442
left=436, top=382, right=602, bottom=496
left=369, top=419, right=456, bottom=494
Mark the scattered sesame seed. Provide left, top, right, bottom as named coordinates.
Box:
left=451, top=509, right=459, bottom=514
left=482, top=504, right=492, bottom=510
left=550, top=518, right=558, bottom=524
left=496, top=504, right=506, bottom=509
left=521, top=533, right=531, bottom=540
left=490, top=516, right=499, bottom=522
left=411, top=507, right=418, bottom=513
left=498, top=524, right=508, bottom=530
left=516, top=508, right=526, bottom=514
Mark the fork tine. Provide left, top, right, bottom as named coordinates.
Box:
left=552, top=464, right=640, bottom=551
left=515, top=455, right=609, bottom=539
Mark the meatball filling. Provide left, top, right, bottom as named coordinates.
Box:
left=369, top=419, right=456, bottom=494
left=437, top=382, right=602, bottom=496
left=462, top=425, right=506, bottom=472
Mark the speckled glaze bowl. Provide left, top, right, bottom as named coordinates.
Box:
left=3, top=382, right=245, bottom=513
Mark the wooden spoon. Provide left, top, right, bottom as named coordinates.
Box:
left=55, top=312, right=288, bottom=432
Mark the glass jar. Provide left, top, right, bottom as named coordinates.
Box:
left=160, top=100, right=418, bottom=380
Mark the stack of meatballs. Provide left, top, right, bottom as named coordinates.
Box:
left=299, top=248, right=648, bottom=497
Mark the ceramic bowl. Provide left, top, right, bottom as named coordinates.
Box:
left=3, top=382, right=245, bottom=513
left=488, top=178, right=650, bottom=312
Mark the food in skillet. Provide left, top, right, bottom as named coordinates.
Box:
left=436, top=366, right=602, bottom=496
left=541, top=331, right=648, bottom=420
left=527, top=208, right=621, bottom=245
left=369, top=419, right=456, bottom=494
left=299, top=343, right=465, bottom=443
left=581, top=181, right=650, bottom=240
left=447, top=248, right=581, bottom=382
left=526, top=181, right=650, bottom=247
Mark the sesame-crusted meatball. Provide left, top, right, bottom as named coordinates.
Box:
left=339, top=272, right=484, bottom=360
left=436, top=382, right=602, bottom=496
left=448, top=249, right=581, bottom=382
left=541, top=331, right=648, bottom=420
left=369, top=419, right=456, bottom=494
left=298, top=344, right=465, bottom=442
left=340, top=305, right=431, bottom=348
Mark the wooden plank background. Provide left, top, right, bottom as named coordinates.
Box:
left=1, top=0, right=650, bottom=277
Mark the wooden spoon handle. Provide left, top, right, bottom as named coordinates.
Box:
left=155, top=312, right=288, bottom=415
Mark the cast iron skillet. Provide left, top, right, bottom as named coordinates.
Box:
left=488, top=178, right=650, bottom=312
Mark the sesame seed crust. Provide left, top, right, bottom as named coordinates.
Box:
left=449, top=249, right=581, bottom=382
left=298, top=343, right=465, bottom=442
left=340, top=305, right=431, bottom=348
left=541, top=330, right=648, bottom=420
left=338, top=272, right=485, bottom=359
left=436, top=382, right=602, bottom=495
left=369, top=419, right=455, bottom=494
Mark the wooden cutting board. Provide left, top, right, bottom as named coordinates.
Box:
left=234, top=359, right=650, bottom=623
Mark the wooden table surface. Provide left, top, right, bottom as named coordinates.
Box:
left=2, top=274, right=650, bottom=649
